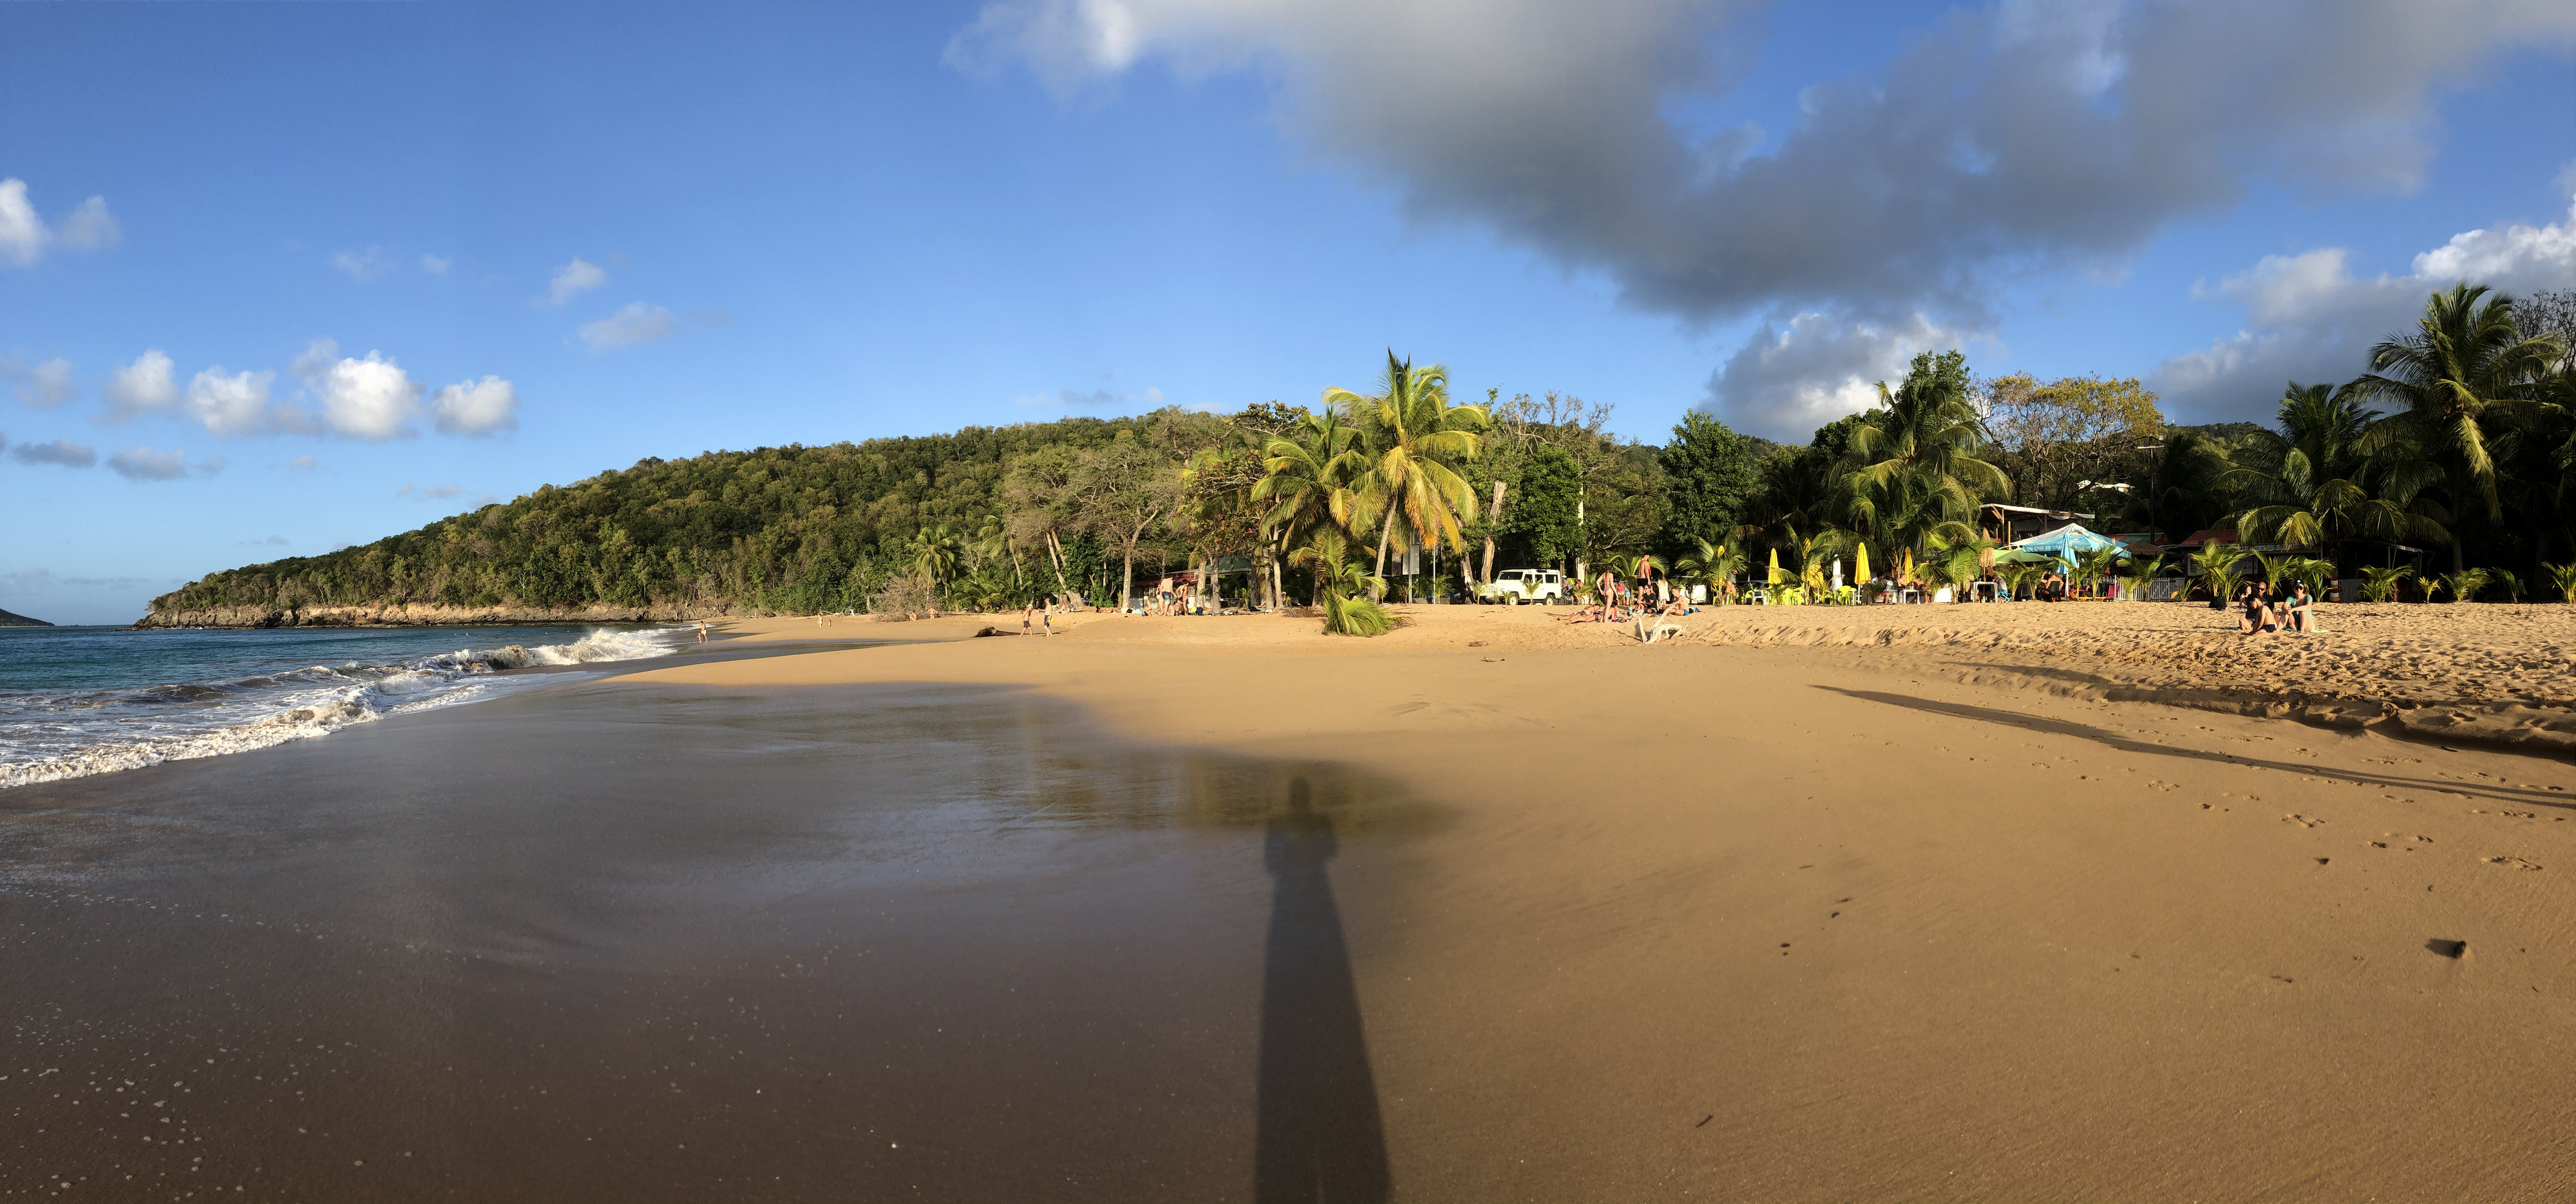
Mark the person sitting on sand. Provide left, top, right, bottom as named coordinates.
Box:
left=2239, top=583, right=2280, bottom=634
left=2282, top=580, right=2322, bottom=632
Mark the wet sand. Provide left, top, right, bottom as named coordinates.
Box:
left=2, top=668, right=1422, bottom=1201
left=8, top=607, right=2576, bottom=1200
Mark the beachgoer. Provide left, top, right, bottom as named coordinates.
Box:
left=696, top=619, right=708, bottom=644
left=2283, top=580, right=2321, bottom=632
left=1021, top=604, right=1034, bottom=636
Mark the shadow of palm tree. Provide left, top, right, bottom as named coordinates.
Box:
left=1816, top=685, right=2575, bottom=810
left=1256, top=780, right=1391, bottom=1203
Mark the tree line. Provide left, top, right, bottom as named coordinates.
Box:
left=151, top=283, right=2575, bottom=623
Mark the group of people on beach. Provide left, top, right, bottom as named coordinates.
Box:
left=1557, top=568, right=1697, bottom=625
left=2229, top=579, right=2322, bottom=634
left=1018, top=598, right=1072, bottom=636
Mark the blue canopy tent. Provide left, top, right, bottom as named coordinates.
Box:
left=2012, top=523, right=2126, bottom=570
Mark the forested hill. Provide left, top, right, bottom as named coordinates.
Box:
left=146, top=413, right=1179, bottom=625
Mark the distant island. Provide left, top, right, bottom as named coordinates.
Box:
left=0, top=607, right=53, bottom=627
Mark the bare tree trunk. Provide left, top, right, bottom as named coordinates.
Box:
left=1479, top=480, right=1506, bottom=586
left=1374, top=507, right=1397, bottom=578
left=1573, top=494, right=1588, bottom=590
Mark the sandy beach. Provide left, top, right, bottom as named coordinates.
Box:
left=6, top=600, right=2573, bottom=1200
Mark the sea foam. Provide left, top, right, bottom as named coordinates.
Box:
left=0, top=626, right=686, bottom=789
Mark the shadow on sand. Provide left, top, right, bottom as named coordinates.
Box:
left=1255, top=780, right=1392, bottom=1203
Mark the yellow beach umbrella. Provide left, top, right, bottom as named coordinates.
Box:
left=1766, top=548, right=1785, bottom=587
left=1855, top=543, right=1871, bottom=585
left=1899, top=547, right=1915, bottom=585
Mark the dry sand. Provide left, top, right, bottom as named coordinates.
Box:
left=634, top=601, right=2576, bottom=1199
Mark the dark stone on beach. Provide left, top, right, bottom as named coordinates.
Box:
left=2425, top=938, right=2467, bottom=959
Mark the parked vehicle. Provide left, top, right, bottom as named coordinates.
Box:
left=1478, top=568, right=1566, bottom=604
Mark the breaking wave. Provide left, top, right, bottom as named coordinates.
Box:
left=0, top=626, right=687, bottom=789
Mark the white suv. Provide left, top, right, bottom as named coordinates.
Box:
left=1479, top=568, right=1566, bottom=604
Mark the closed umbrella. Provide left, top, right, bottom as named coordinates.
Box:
left=1855, top=543, right=1871, bottom=585
left=1767, top=548, right=1785, bottom=587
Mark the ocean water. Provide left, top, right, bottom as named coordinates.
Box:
left=0, top=623, right=688, bottom=789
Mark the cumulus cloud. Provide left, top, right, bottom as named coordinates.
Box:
left=101, top=350, right=182, bottom=422
left=8, top=438, right=97, bottom=468
left=185, top=367, right=279, bottom=437
left=952, top=0, right=2576, bottom=426
left=330, top=245, right=398, bottom=282
left=547, top=257, right=607, bottom=305
left=0, top=180, right=46, bottom=267
left=1, top=356, right=77, bottom=408
left=292, top=345, right=426, bottom=440
left=419, top=253, right=451, bottom=276
left=1705, top=310, right=1956, bottom=438
left=108, top=446, right=196, bottom=482
left=289, top=453, right=319, bottom=471
left=57, top=196, right=120, bottom=251
left=578, top=301, right=677, bottom=350
left=428, top=375, right=518, bottom=435
left=2150, top=192, right=2576, bottom=418
left=0, top=180, right=119, bottom=267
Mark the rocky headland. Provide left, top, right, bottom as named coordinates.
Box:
left=131, top=601, right=748, bottom=630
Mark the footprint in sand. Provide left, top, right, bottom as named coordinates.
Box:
left=2283, top=813, right=2325, bottom=828
left=2469, top=808, right=2539, bottom=819
left=2482, top=856, right=2544, bottom=871
left=2374, top=833, right=2434, bottom=849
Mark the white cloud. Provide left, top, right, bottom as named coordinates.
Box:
left=108, top=445, right=196, bottom=482
left=101, top=350, right=182, bottom=422
left=1, top=356, right=77, bottom=408
left=547, top=257, right=607, bottom=305
left=301, top=350, right=424, bottom=440
left=952, top=0, right=2576, bottom=410
left=396, top=482, right=468, bottom=500
left=184, top=367, right=279, bottom=437
left=8, top=438, right=97, bottom=468
left=0, top=182, right=120, bottom=266
left=419, top=253, right=451, bottom=276
left=57, top=196, right=120, bottom=251
left=2152, top=191, right=2576, bottom=418
left=289, top=453, right=319, bottom=471
left=330, top=245, right=398, bottom=282
left=1702, top=310, right=1956, bottom=440
left=429, top=376, right=518, bottom=435
left=578, top=301, right=677, bottom=350
left=0, top=179, right=45, bottom=267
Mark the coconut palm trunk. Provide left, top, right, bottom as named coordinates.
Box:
left=1480, top=479, right=1506, bottom=586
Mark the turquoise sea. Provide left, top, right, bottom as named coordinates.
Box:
left=0, top=623, right=687, bottom=788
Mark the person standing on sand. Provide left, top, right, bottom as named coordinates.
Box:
left=1021, top=604, right=1034, bottom=636
left=696, top=619, right=708, bottom=644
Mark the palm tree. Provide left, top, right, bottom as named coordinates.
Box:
left=1842, top=350, right=2010, bottom=558
left=2353, top=284, right=2563, bottom=570
left=2486, top=567, right=2524, bottom=602
left=2118, top=554, right=2166, bottom=602
left=1917, top=530, right=1997, bottom=601
left=905, top=524, right=964, bottom=590
left=1323, top=352, right=1491, bottom=577
left=1255, top=408, right=1369, bottom=605
left=1672, top=538, right=1744, bottom=603
left=2360, top=565, right=2412, bottom=603
left=1287, top=529, right=1392, bottom=636
left=2225, top=382, right=2449, bottom=572
left=2189, top=540, right=2249, bottom=602
left=2072, top=545, right=2124, bottom=599
left=2431, top=569, right=2488, bottom=603
left=2546, top=561, right=2576, bottom=602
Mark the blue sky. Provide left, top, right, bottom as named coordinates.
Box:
left=5, top=0, right=2572, bottom=624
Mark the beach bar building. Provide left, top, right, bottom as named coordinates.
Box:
left=1978, top=503, right=2095, bottom=545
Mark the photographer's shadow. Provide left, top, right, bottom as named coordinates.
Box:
left=1255, top=780, right=1390, bottom=1203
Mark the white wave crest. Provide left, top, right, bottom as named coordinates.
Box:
left=0, top=625, right=686, bottom=789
